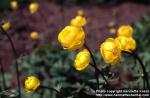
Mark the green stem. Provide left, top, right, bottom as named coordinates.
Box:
left=123, top=51, right=150, bottom=90
left=132, top=51, right=150, bottom=90
left=84, top=44, right=109, bottom=89
left=0, top=26, right=21, bottom=98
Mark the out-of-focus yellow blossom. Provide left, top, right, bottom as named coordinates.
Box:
left=77, top=9, right=84, bottom=16
left=70, top=16, right=87, bottom=27
left=2, top=22, right=11, bottom=31
left=100, top=38, right=121, bottom=64
left=29, top=2, right=39, bottom=14
left=10, top=1, right=18, bottom=10
left=108, top=21, right=116, bottom=27
left=115, top=36, right=136, bottom=52
left=109, top=28, right=116, bottom=34
left=118, top=25, right=133, bottom=37
left=30, top=32, right=39, bottom=40
left=58, top=26, right=85, bottom=51
left=24, top=76, right=40, bottom=93
left=74, top=49, right=90, bottom=71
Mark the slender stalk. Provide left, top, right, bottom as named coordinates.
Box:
left=89, top=63, right=109, bottom=87
left=0, top=26, right=21, bottom=98
left=123, top=51, right=150, bottom=90
left=40, top=85, right=65, bottom=98
left=132, top=51, right=150, bottom=90
left=0, top=60, right=6, bottom=90
left=84, top=44, right=99, bottom=89
left=84, top=44, right=109, bottom=89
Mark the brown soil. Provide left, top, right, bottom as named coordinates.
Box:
left=0, top=1, right=150, bottom=69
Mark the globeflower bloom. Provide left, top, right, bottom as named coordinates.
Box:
left=70, top=16, right=87, bottom=27
left=100, top=38, right=121, bottom=64
left=24, top=76, right=40, bottom=93
left=115, top=36, right=136, bottom=52
left=30, top=32, right=39, bottom=40
left=118, top=25, right=133, bottom=37
left=2, top=22, right=11, bottom=31
left=58, top=26, right=85, bottom=51
left=29, top=2, right=39, bottom=14
left=74, top=49, right=90, bottom=71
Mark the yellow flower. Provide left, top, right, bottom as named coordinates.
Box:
left=29, top=2, right=39, bottom=14
left=117, top=25, right=133, bottom=37
left=74, top=49, right=90, bottom=71
left=24, top=76, right=40, bottom=93
left=30, top=32, right=39, bottom=40
left=70, top=16, right=87, bottom=27
left=100, top=38, right=121, bottom=64
left=2, top=22, right=11, bottom=31
left=77, top=9, right=84, bottom=16
left=10, top=1, right=18, bottom=10
left=58, top=26, right=85, bottom=51
left=115, top=36, right=136, bottom=52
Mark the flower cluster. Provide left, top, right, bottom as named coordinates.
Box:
left=100, top=25, right=136, bottom=64
left=58, top=14, right=137, bottom=69
left=1, top=1, right=146, bottom=97
left=116, top=25, right=136, bottom=52
left=4, top=5, right=146, bottom=96
left=58, top=15, right=91, bottom=71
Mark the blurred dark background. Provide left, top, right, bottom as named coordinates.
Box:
left=0, top=0, right=150, bottom=11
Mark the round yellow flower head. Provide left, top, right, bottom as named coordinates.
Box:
left=118, top=25, right=133, bottom=37
left=30, top=32, right=39, bottom=40
left=77, top=9, right=84, bottom=16
left=10, top=1, right=18, bottom=10
left=24, top=76, right=40, bottom=93
left=2, top=22, right=11, bottom=31
left=74, top=49, right=90, bottom=71
left=70, top=16, right=87, bottom=27
left=29, top=2, right=39, bottom=14
left=100, top=38, right=121, bottom=64
left=58, top=26, right=85, bottom=51
left=115, top=36, right=136, bottom=52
